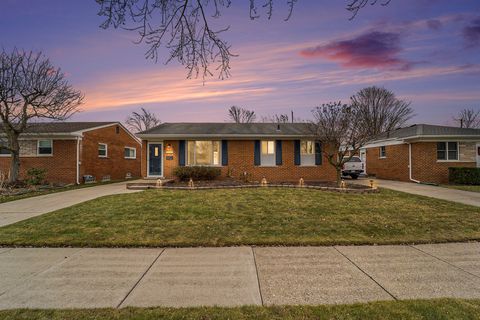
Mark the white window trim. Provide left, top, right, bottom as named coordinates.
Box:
left=260, top=140, right=276, bottom=167
left=124, top=146, right=137, bottom=159
left=186, top=140, right=222, bottom=167
left=379, top=146, right=387, bottom=159
left=98, top=143, right=108, bottom=158
left=437, top=141, right=459, bottom=162
left=37, top=139, right=53, bottom=157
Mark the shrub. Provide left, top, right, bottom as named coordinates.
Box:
left=25, top=168, right=47, bottom=186
left=173, top=166, right=221, bottom=181
left=449, top=167, right=480, bottom=185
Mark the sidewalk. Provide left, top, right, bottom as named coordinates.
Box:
left=352, top=178, right=480, bottom=207
left=0, top=242, right=479, bottom=309
left=0, top=181, right=140, bottom=227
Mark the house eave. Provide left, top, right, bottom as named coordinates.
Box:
left=136, top=134, right=317, bottom=140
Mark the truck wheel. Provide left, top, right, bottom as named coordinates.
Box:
left=350, top=174, right=359, bottom=180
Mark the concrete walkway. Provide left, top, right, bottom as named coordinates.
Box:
left=0, top=242, right=479, bottom=309
left=0, top=181, right=140, bottom=227
left=353, top=178, right=480, bottom=207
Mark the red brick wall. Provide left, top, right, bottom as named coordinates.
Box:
left=0, top=140, right=77, bottom=184
left=81, top=125, right=141, bottom=181
left=411, top=142, right=475, bottom=184
left=366, top=144, right=410, bottom=182
left=366, top=142, right=476, bottom=184
left=141, top=139, right=337, bottom=182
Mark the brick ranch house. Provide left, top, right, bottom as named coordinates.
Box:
left=0, top=122, right=141, bottom=184
left=136, top=123, right=337, bottom=182
left=362, top=124, right=480, bottom=184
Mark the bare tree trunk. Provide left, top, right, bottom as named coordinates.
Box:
left=8, top=134, right=20, bottom=183
left=336, top=167, right=342, bottom=187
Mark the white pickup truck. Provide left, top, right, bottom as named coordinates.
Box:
left=342, top=156, right=364, bottom=180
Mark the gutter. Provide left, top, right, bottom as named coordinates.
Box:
left=76, top=137, right=80, bottom=184
left=408, top=143, right=420, bottom=183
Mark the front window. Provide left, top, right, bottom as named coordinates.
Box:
left=437, top=142, right=458, bottom=161
left=37, top=140, right=52, bottom=155
left=98, top=143, right=108, bottom=157
left=380, top=146, right=386, bottom=158
left=301, top=140, right=315, bottom=166
left=124, top=147, right=136, bottom=159
left=187, top=141, right=220, bottom=166
left=261, top=140, right=275, bottom=166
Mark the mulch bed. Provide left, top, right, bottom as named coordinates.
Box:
left=127, top=179, right=377, bottom=193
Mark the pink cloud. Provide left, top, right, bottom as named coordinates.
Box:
left=299, top=31, right=412, bottom=70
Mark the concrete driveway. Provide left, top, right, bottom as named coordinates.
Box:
left=0, top=243, right=479, bottom=309
left=0, top=181, right=140, bottom=227
left=352, top=178, right=480, bottom=207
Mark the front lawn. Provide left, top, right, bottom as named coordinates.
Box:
left=442, top=185, right=480, bottom=193
left=0, top=188, right=479, bottom=247
left=1, top=299, right=479, bottom=320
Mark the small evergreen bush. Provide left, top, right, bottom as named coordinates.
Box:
left=173, top=166, right=221, bottom=181
left=449, top=167, right=480, bottom=185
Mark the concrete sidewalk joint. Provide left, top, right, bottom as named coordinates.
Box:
left=117, top=249, right=165, bottom=308
left=334, top=246, right=397, bottom=300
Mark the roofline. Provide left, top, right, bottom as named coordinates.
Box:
left=136, top=133, right=317, bottom=139
left=365, top=134, right=480, bottom=147
left=73, top=122, right=141, bottom=145
left=0, top=122, right=141, bottom=144
left=0, top=132, right=82, bottom=138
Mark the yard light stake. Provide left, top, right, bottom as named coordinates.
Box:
left=298, top=177, right=305, bottom=187
left=261, top=177, right=268, bottom=187
left=188, top=178, right=194, bottom=188
left=340, top=180, right=347, bottom=189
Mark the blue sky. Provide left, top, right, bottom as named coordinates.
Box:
left=1, top=0, right=479, bottom=124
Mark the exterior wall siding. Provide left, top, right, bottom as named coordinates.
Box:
left=142, top=139, right=337, bottom=182
left=0, top=124, right=141, bottom=184
left=81, top=125, right=141, bottom=181
left=365, top=141, right=477, bottom=184
left=0, top=140, right=77, bottom=184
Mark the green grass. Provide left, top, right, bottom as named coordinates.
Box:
left=442, top=185, right=480, bottom=193
left=1, top=299, right=479, bottom=320
left=0, top=188, right=479, bottom=247
left=0, top=179, right=130, bottom=204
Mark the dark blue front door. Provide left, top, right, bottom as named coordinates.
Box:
left=148, top=144, right=162, bottom=176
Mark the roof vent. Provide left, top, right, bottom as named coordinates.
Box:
left=276, top=124, right=281, bottom=131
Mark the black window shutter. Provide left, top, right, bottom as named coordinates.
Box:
left=276, top=140, right=282, bottom=165
left=254, top=140, right=260, bottom=165
left=221, top=140, right=228, bottom=166
left=294, top=140, right=301, bottom=165
left=315, top=141, right=322, bottom=165
left=179, top=140, right=186, bottom=166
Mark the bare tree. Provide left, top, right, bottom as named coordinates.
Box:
left=453, top=108, right=480, bottom=128
left=96, top=0, right=390, bottom=79
left=351, top=86, right=413, bottom=137
left=347, top=0, right=392, bottom=19
left=227, top=106, right=256, bottom=123
left=0, top=49, right=83, bottom=183
left=310, top=102, right=370, bottom=187
left=125, top=108, right=161, bottom=132
left=261, top=113, right=292, bottom=123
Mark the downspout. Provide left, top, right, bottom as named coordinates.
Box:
left=408, top=142, right=420, bottom=183
left=76, top=137, right=80, bottom=185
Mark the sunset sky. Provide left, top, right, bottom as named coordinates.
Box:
left=1, top=0, right=479, bottom=125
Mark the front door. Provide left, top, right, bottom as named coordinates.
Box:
left=148, top=143, right=163, bottom=176
left=476, top=143, right=480, bottom=168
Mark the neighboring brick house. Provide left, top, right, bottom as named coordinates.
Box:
left=362, top=124, right=480, bottom=184
left=0, top=122, right=141, bottom=184
left=137, top=123, right=337, bottom=182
